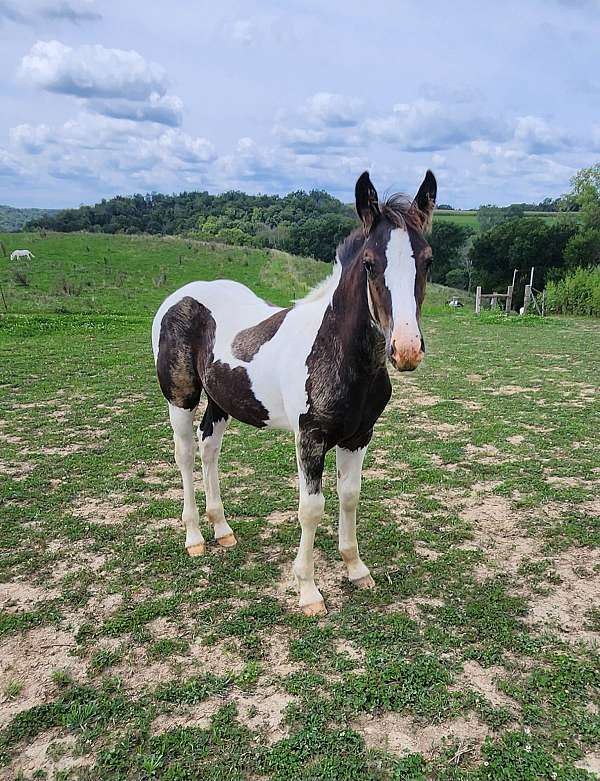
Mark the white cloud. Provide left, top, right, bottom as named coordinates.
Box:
left=364, top=99, right=509, bottom=151
left=86, top=92, right=183, bottom=127
left=513, top=115, right=573, bottom=154
left=305, top=92, right=363, bottom=128
left=0, top=147, right=23, bottom=177
left=231, top=19, right=254, bottom=45
left=20, top=40, right=167, bottom=100
left=10, top=123, right=52, bottom=154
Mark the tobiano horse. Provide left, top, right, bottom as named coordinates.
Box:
left=152, top=170, right=437, bottom=615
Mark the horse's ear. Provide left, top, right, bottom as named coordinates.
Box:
left=355, top=171, right=380, bottom=234
left=413, top=170, right=437, bottom=231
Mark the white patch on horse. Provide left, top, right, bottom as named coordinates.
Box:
left=383, top=228, right=418, bottom=334
left=153, top=269, right=342, bottom=433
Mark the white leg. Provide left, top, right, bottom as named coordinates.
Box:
left=293, top=433, right=327, bottom=616
left=337, top=446, right=374, bottom=588
left=198, top=413, right=236, bottom=547
left=169, top=404, right=205, bottom=556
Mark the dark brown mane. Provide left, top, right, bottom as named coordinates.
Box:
left=336, top=194, right=427, bottom=267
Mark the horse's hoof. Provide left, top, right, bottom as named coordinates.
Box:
left=217, top=533, right=237, bottom=548
left=301, top=600, right=327, bottom=617
left=351, top=574, right=375, bottom=589
left=187, top=543, right=205, bottom=557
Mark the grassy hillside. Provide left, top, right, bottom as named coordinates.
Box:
left=0, top=206, right=59, bottom=232
left=0, top=231, right=470, bottom=315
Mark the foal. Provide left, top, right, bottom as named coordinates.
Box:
left=152, top=171, right=436, bottom=615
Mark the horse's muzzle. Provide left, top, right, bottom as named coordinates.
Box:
left=389, top=334, right=424, bottom=372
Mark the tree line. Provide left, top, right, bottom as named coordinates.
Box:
left=26, top=190, right=357, bottom=262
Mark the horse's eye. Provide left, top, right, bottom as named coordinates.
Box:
left=426, top=256, right=433, bottom=270
left=364, top=257, right=375, bottom=276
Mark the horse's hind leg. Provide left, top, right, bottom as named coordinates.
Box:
left=198, top=400, right=235, bottom=547
left=169, top=404, right=205, bottom=556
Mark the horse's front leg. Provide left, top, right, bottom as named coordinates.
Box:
left=293, top=431, right=327, bottom=616
left=336, top=443, right=375, bottom=589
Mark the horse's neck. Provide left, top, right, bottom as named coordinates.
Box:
left=332, top=261, right=385, bottom=371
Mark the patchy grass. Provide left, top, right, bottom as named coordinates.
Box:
left=0, top=239, right=598, bottom=779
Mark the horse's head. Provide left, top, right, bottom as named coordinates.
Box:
left=354, top=170, right=436, bottom=372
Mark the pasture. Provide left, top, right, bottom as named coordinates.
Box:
left=0, top=233, right=599, bottom=780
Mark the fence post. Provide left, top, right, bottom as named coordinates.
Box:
left=490, top=292, right=498, bottom=308
left=505, top=285, right=513, bottom=313
left=475, top=286, right=482, bottom=314
left=523, top=285, right=531, bottom=314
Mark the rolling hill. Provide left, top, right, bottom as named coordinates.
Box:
left=0, top=231, right=470, bottom=316
left=0, top=205, right=60, bottom=232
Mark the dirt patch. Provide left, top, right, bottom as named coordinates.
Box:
left=151, top=700, right=221, bottom=734
left=459, top=495, right=540, bottom=577
left=416, top=421, right=468, bottom=437
left=526, top=548, right=600, bottom=645
left=489, top=385, right=539, bottom=396
left=354, top=712, right=490, bottom=759
left=9, top=730, right=91, bottom=779
left=455, top=661, right=516, bottom=709
left=0, top=581, right=60, bottom=610
left=70, top=495, right=134, bottom=525
left=464, top=443, right=510, bottom=465
left=234, top=684, right=294, bottom=743
left=0, top=460, right=35, bottom=480
left=575, top=751, right=600, bottom=775
left=0, top=628, right=86, bottom=728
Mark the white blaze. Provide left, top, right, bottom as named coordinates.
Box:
left=383, top=228, right=418, bottom=336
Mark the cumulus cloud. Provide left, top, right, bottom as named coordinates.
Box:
left=513, top=115, right=573, bottom=154
left=20, top=40, right=167, bottom=100
left=305, top=92, right=363, bottom=128
left=86, top=92, right=183, bottom=127
left=10, top=123, right=52, bottom=154
left=0, top=147, right=23, bottom=177
left=364, top=99, right=509, bottom=151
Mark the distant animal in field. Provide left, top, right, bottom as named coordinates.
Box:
left=152, top=170, right=437, bottom=616
left=10, top=249, right=35, bottom=261
left=448, top=297, right=463, bottom=308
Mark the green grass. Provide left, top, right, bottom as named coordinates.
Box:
left=0, top=233, right=598, bottom=780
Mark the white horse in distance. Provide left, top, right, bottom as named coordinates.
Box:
left=10, top=249, right=35, bottom=261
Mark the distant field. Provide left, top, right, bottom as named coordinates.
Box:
left=434, top=210, right=579, bottom=231
left=0, top=231, right=468, bottom=315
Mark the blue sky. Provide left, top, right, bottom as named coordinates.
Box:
left=0, top=0, right=599, bottom=208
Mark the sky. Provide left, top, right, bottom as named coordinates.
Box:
left=0, top=0, right=599, bottom=209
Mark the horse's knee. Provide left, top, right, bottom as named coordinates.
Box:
left=338, top=474, right=361, bottom=512
left=299, top=492, right=325, bottom=527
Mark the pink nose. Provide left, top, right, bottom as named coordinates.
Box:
left=390, top=335, right=424, bottom=371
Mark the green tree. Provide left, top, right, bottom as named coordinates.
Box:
left=469, top=217, right=577, bottom=305
left=429, top=222, right=473, bottom=287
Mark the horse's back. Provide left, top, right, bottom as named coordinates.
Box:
left=152, top=279, right=277, bottom=359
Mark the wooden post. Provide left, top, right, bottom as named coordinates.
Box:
left=490, top=292, right=498, bottom=308
left=475, top=286, right=482, bottom=314
left=523, top=285, right=531, bottom=314
left=505, top=285, right=513, bottom=313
